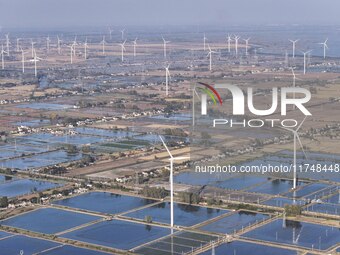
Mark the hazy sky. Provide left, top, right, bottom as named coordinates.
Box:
left=0, top=0, right=339, bottom=29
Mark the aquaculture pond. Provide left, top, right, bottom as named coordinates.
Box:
left=22, top=133, right=105, bottom=145
left=61, top=219, right=171, bottom=250
left=15, top=119, right=51, bottom=127
left=39, top=245, right=113, bottom=255
left=174, top=172, right=267, bottom=190
left=2, top=208, right=101, bottom=234
left=247, top=179, right=307, bottom=195
left=285, top=183, right=331, bottom=198
left=199, top=211, right=270, bottom=234
left=262, top=197, right=307, bottom=207
left=134, top=231, right=218, bottom=255
left=16, top=103, right=74, bottom=110
left=74, top=127, right=138, bottom=138
left=0, top=150, right=82, bottom=170
left=53, top=191, right=158, bottom=214
left=124, top=202, right=228, bottom=227
left=199, top=240, right=297, bottom=255
left=306, top=203, right=340, bottom=215
left=0, top=177, right=62, bottom=197
left=0, top=235, right=60, bottom=255
left=324, top=192, right=340, bottom=204
left=242, top=219, right=340, bottom=250
left=0, top=144, right=48, bottom=160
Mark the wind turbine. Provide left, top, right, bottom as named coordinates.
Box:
left=289, top=39, right=299, bottom=58
left=84, top=38, right=89, bottom=59
left=243, top=37, right=250, bottom=56
left=16, top=38, right=20, bottom=52
left=119, top=40, right=126, bottom=62
left=162, top=36, right=170, bottom=58
left=227, top=34, right=232, bottom=53
left=317, top=38, right=328, bottom=59
left=0, top=44, right=8, bottom=69
left=30, top=49, right=42, bottom=77
left=108, top=27, right=114, bottom=40
left=203, top=33, right=207, bottom=51
left=133, top=38, right=138, bottom=57
left=159, top=135, right=189, bottom=229
left=69, top=44, right=74, bottom=64
left=5, top=34, right=9, bottom=56
left=291, top=68, right=302, bottom=109
left=165, top=64, right=171, bottom=96
left=72, top=36, right=77, bottom=56
left=46, top=36, right=51, bottom=53
left=20, top=47, right=28, bottom=73
left=302, top=50, right=312, bottom=75
left=281, top=117, right=307, bottom=189
left=120, top=28, right=125, bottom=40
left=30, top=39, right=36, bottom=58
left=57, top=36, right=62, bottom=54
left=207, top=45, right=217, bottom=71
left=234, top=35, right=240, bottom=56
left=100, top=36, right=106, bottom=55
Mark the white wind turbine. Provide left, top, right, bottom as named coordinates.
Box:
left=30, top=49, right=42, bottom=77
left=291, top=68, right=302, bottom=109
left=302, top=50, right=312, bottom=75
left=281, top=117, right=307, bottom=189
left=108, top=27, right=114, bottom=40
left=318, top=38, right=328, bottom=59
left=203, top=33, right=207, bottom=51
left=16, top=38, right=21, bottom=52
left=165, top=64, right=171, bottom=96
left=120, top=29, right=125, bottom=40
left=20, top=47, right=28, bottom=73
left=243, top=37, right=251, bottom=56
left=84, top=38, right=89, bottom=60
left=72, top=36, right=77, bottom=56
left=133, top=38, right=138, bottom=57
left=227, top=34, right=232, bottom=53
left=69, top=44, right=75, bottom=64
left=57, top=36, right=62, bottom=54
left=1, top=44, right=8, bottom=69
left=100, top=36, right=106, bottom=55
left=46, top=36, right=51, bottom=53
left=119, top=40, right=126, bottom=62
left=289, top=39, right=299, bottom=58
left=207, top=45, right=217, bottom=71
left=5, top=34, right=10, bottom=56
left=30, top=39, right=36, bottom=58
left=234, top=35, right=240, bottom=56
left=159, top=135, right=189, bottom=229
left=162, top=36, right=170, bottom=58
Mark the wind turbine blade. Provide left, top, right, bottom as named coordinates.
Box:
left=194, top=89, right=200, bottom=99
left=296, top=134, right=307, bottom=159
left=279, top=126, right=294, bottom=133
left=159, top=135, right=173, bottom=158
left=296, top=116, right=307, bottom=132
